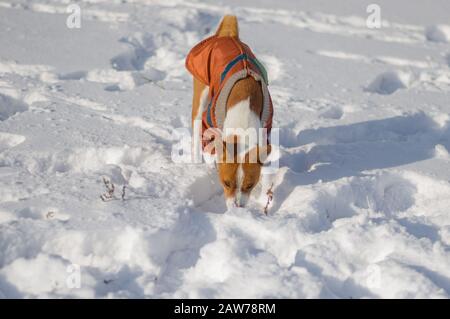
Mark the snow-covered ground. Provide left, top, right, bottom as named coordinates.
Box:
left=0, top=0, right=450, bottom=298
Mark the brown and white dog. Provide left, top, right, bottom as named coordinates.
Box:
left=187, top=15, right=273, bottom=208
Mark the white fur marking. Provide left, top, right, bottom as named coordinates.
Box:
left=237, top=164, right=244, bottom=190
left=223, top=98, right=262, bottom=158
left=226, top=197, right=235, bottom=209
left=235, top=164, right=245, bottom=206
left=223, top=98, right=261, bottom=132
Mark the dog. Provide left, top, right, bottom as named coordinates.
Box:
left=186, top=15, right=273, bottom=208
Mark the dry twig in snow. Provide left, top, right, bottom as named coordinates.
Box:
left=121, top=185, right=126, bottom=201
left=100, top=177, right=116, bottom=201
left=263, top=183, right=274, bottom=215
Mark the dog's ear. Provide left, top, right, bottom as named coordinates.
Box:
left=245, top=144, right=271, bottom=164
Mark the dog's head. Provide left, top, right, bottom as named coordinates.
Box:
left=217, top=142, right=271, bottom=208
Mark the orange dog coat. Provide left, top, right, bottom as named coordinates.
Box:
left=186, top=35, right=273, bottom=151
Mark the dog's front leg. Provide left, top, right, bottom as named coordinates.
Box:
left=191, top=78, right=208, bottom=163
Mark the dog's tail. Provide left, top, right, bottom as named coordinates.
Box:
left=215, top=15, right=239, bottom=38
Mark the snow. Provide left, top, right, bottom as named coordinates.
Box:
left=366, top=71, right=412, bottom=95
left=426, top=25, right=450, bottom=43
left=0, top=0, right=449, bottom=298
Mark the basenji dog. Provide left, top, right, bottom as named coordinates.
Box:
left=186, top=15, right=273, bottom=208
